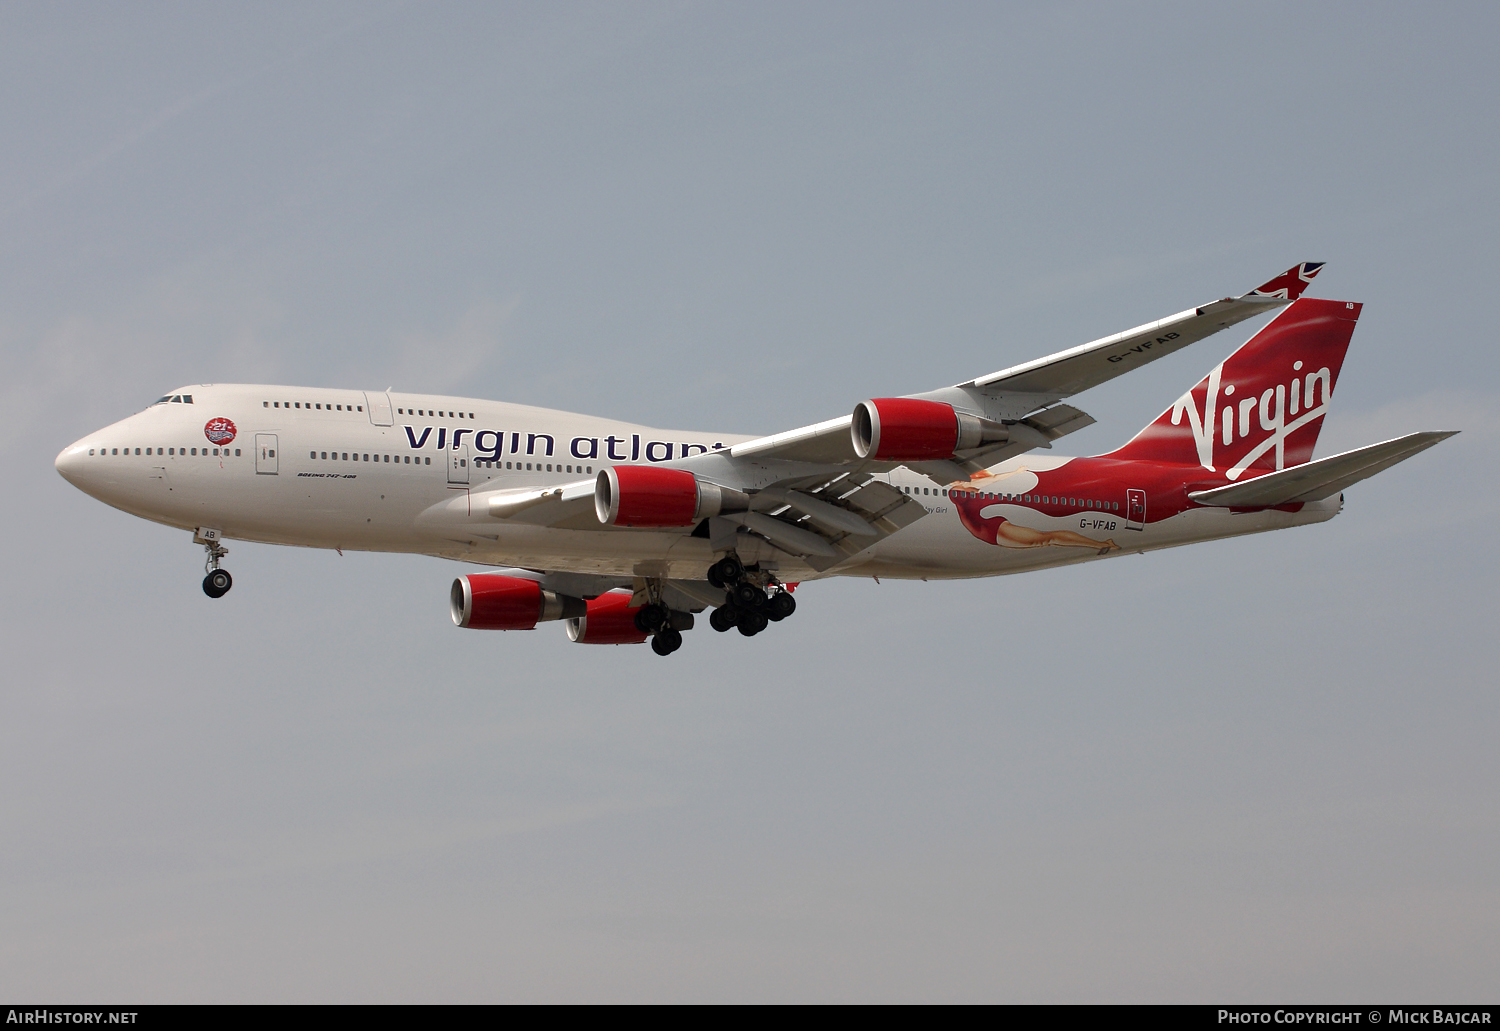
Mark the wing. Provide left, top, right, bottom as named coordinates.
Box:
left=463, top=264, right=1329, bottom=572
left=471, top=465, right=927, bottom=570
left=725, top=262, right=1325, bottom=470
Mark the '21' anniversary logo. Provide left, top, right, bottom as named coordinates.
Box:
left=204, top=418, right=237, bottom=445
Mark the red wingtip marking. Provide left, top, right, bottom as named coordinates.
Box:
left=1250, top=262, right=1326, bottom=301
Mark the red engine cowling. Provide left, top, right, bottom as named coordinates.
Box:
left=451, top=574, right=584, bottom=630
left=565, top=591, right=649, bottom=644
left=851, top=398, right=959, bottom=460
left=595, top=466, right=747, bottom=527
left=851, top=398, right=1008, bottom=460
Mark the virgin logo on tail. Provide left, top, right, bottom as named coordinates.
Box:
left=1169, top=359, right=1335, bottom=479
left=1105, top=298, right=1360, bottom=476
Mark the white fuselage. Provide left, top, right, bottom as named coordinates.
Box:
left=55, top=384, right=1340, bottom=584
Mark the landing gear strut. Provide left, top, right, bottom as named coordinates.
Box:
left=197, top=528, right=232, bottom=599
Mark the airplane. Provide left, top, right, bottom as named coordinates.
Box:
left=55, top=263, right=1455, bottom=656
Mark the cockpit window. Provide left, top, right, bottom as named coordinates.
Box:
left=152, top=394, right=195, bottom=405
left=154, top=396, right=172, bottom=405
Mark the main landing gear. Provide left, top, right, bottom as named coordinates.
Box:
left=634, top=597, right=689, bottom=656
left=197, top=528, right=233, bottom=599
left=631, top=552, right=799, bottom=657
left=650, top=628, right=683, bottom=657
left=706, top=553, right=796, bottom=638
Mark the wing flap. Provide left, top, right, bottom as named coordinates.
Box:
left=1188, top=431, right=1456, bottom=508
left=754, top=487, right=880, bottom=536
left=729, top=471, right=925, bottom=570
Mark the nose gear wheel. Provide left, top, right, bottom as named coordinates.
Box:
left=200, top=536, right=232, bottom=598
left=202, top=569, right=233, bottom=598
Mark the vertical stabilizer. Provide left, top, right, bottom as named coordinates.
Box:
left=1103, top=298, right=1361, bottom=479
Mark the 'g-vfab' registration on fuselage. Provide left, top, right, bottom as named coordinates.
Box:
left=56, top=264, right=1456, bottom=656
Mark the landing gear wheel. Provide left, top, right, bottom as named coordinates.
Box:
left=202, top=569, right=233, bottom=598
left=766, top=592, right=796, bottom=621
left=710, top=555, right=744, bottom=586
left=634, top=602, right=670, bottom=634
left=651, top=628, right=683, bottom=655
left=736, top=610, right=768, bottom=636
left=731, top=581, right=766, bottom=610
left=709, top=606, right=738, bottom=633
left=199, top=533, right=230, bottom=597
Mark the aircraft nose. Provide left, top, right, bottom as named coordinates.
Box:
left=55, top=441, right=91, bottom=486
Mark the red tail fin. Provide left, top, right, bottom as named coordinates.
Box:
left=1104, top=298, right=1361, bottom=478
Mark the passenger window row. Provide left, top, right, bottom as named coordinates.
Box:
left=475, top=461, right=592, bottom=474
left=398, top=408, right=475, bottom=419
left=309, top=451, right=431, bottom=465
left=897, top=483, right=1120, bottom=511
left=262, top=401, right=363, bottom=412
left=90, top=446, right=240, bottom=457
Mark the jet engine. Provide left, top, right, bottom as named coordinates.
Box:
left=450, top=573, right=585, bottom=631
left=851, top=398, right=1008, bottom=460
left=564, top=591, right=650, bottom=644
left=594, top=466, right=749, bottom=527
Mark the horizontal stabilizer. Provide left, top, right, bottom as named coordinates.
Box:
left=1188, top=431, right=1457, bottom=508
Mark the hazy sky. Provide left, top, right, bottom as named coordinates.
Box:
left=2, top=1, right=1497, bottom=1002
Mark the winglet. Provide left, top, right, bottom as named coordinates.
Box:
left=1244, top=262, right=1326, bottom=301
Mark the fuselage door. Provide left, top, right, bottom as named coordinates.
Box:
left=364, top=391, right=394, bottom=426
left=447, top=444, right=469, bottom=485
left=1126, top=488, right=1146, bottom=530
left=256, top=433, right=279, bottom=475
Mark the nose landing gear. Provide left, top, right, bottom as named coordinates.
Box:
left=203, top=568, right=233, bottom=598
left=196, top=527, right=233, bottom=599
